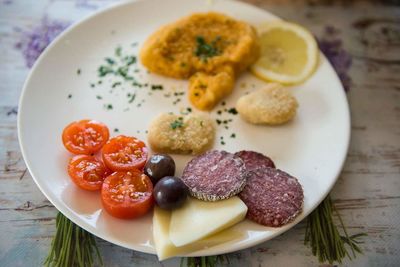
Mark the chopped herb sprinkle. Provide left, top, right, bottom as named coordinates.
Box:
left=195, top=35, right=221, bottom=62
left=230, top=133, right=236, bottom=138
left=105, top=58, right=115, bottom=65
left=112, top=82, right=122, bottom=88
left=115, top=46, right=122, bottom=57
left=228, top=108, right=238, bottom=115
left=105, top=104, right=113, bottom=110
left=170, top=118, right=184, bottom=129
left=67, top=94, right=72, bottom=99
left=114, top=128, right=119, bottom=132
left=96, top=95, right=102, bottom=100
left=98, top=65, right=113, bottom=77
left=128, top=93, right=136, bottom=103
left=77, top=69, right=81, bottom=75
left=151, top=85, right=163, bottom=91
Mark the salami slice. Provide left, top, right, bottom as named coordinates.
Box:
left=234, top=150, right=275, bottom=171
left=239, top=167, right=303, bottom=227
left=181, top=150, right=247, bottom=201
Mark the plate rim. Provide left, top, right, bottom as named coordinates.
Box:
left=17, top=0, right=351, bottom=256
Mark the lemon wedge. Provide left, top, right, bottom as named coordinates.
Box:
left=251, top=21, right=318, bottom=84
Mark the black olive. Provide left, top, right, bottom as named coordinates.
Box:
left=153, top=176, right=188, bottom=210
left=144, top=154, right=175, bottom=184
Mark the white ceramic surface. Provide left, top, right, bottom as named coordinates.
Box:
left=18, top=0, right=350, bottom=257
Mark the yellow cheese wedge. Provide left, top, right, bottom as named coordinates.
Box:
left=169, top=197, right=247, bottom=247
left=153, top=206, right=244, bottom=260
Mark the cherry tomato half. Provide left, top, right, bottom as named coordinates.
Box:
left=101, top=170, right=154, bottom=219
left=102, top=135, right=148, bottom=171
left=68, top=155, right=110, bottom=191
left=62, top=120, right=109, bottom=155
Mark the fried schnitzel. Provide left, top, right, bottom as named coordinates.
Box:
left=140, top=12, right=260, bottom=110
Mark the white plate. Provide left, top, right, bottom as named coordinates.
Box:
left=18, top=0, right=350, bottom=257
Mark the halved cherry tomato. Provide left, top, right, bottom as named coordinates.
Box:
left=101, top=170, right=154, bottom=219
left=68, top=155, right=110, bottom=191
left=62, top=120, right=109, bottom=155
left=102, top=135, right=148, bottom=171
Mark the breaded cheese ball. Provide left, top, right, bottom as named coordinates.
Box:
left=148, top=113, right=215, bottom=155
left=236, top=84, right=298, bottom=125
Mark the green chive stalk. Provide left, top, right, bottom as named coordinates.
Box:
left=180, top=255, right=228, bottom=267
left=304, top=194, right=367, bottom=264
left=44, top=212, right=103, bottom=267
left=45, top=195, right=365, bottom=267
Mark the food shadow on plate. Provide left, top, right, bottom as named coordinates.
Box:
left=96, top=209, right=154, bottom=248
left=60, top=182, right=102, bottom=215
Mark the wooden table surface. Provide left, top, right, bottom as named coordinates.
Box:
left=0, top=0, right=399, bottom=266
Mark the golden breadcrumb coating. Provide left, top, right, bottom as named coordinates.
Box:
left=147, top=113, right=215, bottom=155
left=140, top=12, right=260, bottom=110
left=236, top=84, right=298, bottom=125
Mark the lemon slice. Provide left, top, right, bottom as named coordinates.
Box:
left=251, top=21, right=318, bottom=84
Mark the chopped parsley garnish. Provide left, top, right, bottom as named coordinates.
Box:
left=195, top=35, right=221, bottom=62
left=216, top=119, right=222, bottom=125
left=114, top=128, right=119, bottom=132
left=116, top=66, right=129, bottom=79
left=98, top=65, right=113, bottom=77
left=105, top=104, right=113, bottom=110
left=128, top=93, right=136, bottom=103
left=170, top=118, right=184, bottom=129
left=105, top=58, right=115, bottom=65
left=230, top=133, right=236, bottom=138
left=96, top=95, right=102, bottom=100
left=132, top=81, right=142, bottom=87
left=124, top=56, right=136, bottom=66
left=115, top=46, right=122, bottom=57
left=151, top=85, right=163, bottom=91
left=67, top=94, right=72, bottom=99
left=77, top=69, right=81, bottom=75
left=228, top=108, right=238, bottom=115
left=112, top=82, right=121, bottom=88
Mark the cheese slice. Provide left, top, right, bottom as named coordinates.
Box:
left=153, top=206, right=244, bottom=260
left=169, top=197, right=247, bottom=247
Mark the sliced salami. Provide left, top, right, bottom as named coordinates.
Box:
left=181, top=150, right=247, bottom=201
left=239, top=167, right=303, bottom=227
left=234, top=150, right=275, bottom=171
